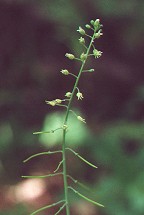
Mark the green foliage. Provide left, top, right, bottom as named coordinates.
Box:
left=89, top=121, right=144, bottom=215
left=38, top=111, right=90, bottom=148
left=0, top=123, right=13, bottom=151
left=96, top=0, right=139, bottom=16
left=0, top=204, right=27, bottom=215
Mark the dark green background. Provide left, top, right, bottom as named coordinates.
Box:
left=0, top=0, right=144, bottom=214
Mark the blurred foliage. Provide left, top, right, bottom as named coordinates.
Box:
left=0, top=204, right=27, bottom=215
left=39, top=111, right=90, bottom=148
left=0, top=0, right=144, bottom=214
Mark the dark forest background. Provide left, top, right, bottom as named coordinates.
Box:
left=0, top=0, right=144, bottom=215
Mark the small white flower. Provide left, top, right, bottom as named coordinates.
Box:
left=93, top=49, right=102, bottom=58
left=79, top=37, right=85, bottom=44
left=55, top=99, right=62, bottom=104
left=45, top=100, right=56, bottom=106
left=94, top=30, right=103, bottom=39
left=76, top=92, right=84, bottom=100
left=77, top=116, right=86, bottom=123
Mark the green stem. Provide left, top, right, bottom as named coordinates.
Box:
left=62, top=129, right=70, bottom=215
left=62, top=32, right=96, bottom=215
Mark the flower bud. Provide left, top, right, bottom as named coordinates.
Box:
left=90, top=20, right=95, bottom=25
left=77, top=26, right=86, bottom=35
left=65, top=92, right=72, bottom=98
left=65, top=53, right=75, bottom=60
left=60, top=69, right=69, bottom=75
left=88, top=69, right=95, bottom=72
left=85, top=24, right=91, bottom=29
left=79, top=37, right=85, bottom=44
left=80, top=52, right=87, bottom=61
left=94, top=19, right=100, bottom=28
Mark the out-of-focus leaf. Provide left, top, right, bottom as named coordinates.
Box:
left=0, top=123, right=13, bottom=151
left=0, top=204, right=27, bottom=215
left=39, top=111, right=90, bottom=148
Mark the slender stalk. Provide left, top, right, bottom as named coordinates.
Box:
left=64, top=34, right=95, bottom=123
left=62, top=129, right=70, bottom=215
left=62, top=32, right=96, bottom=215
left=22, top=19, right=103, bottom=215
